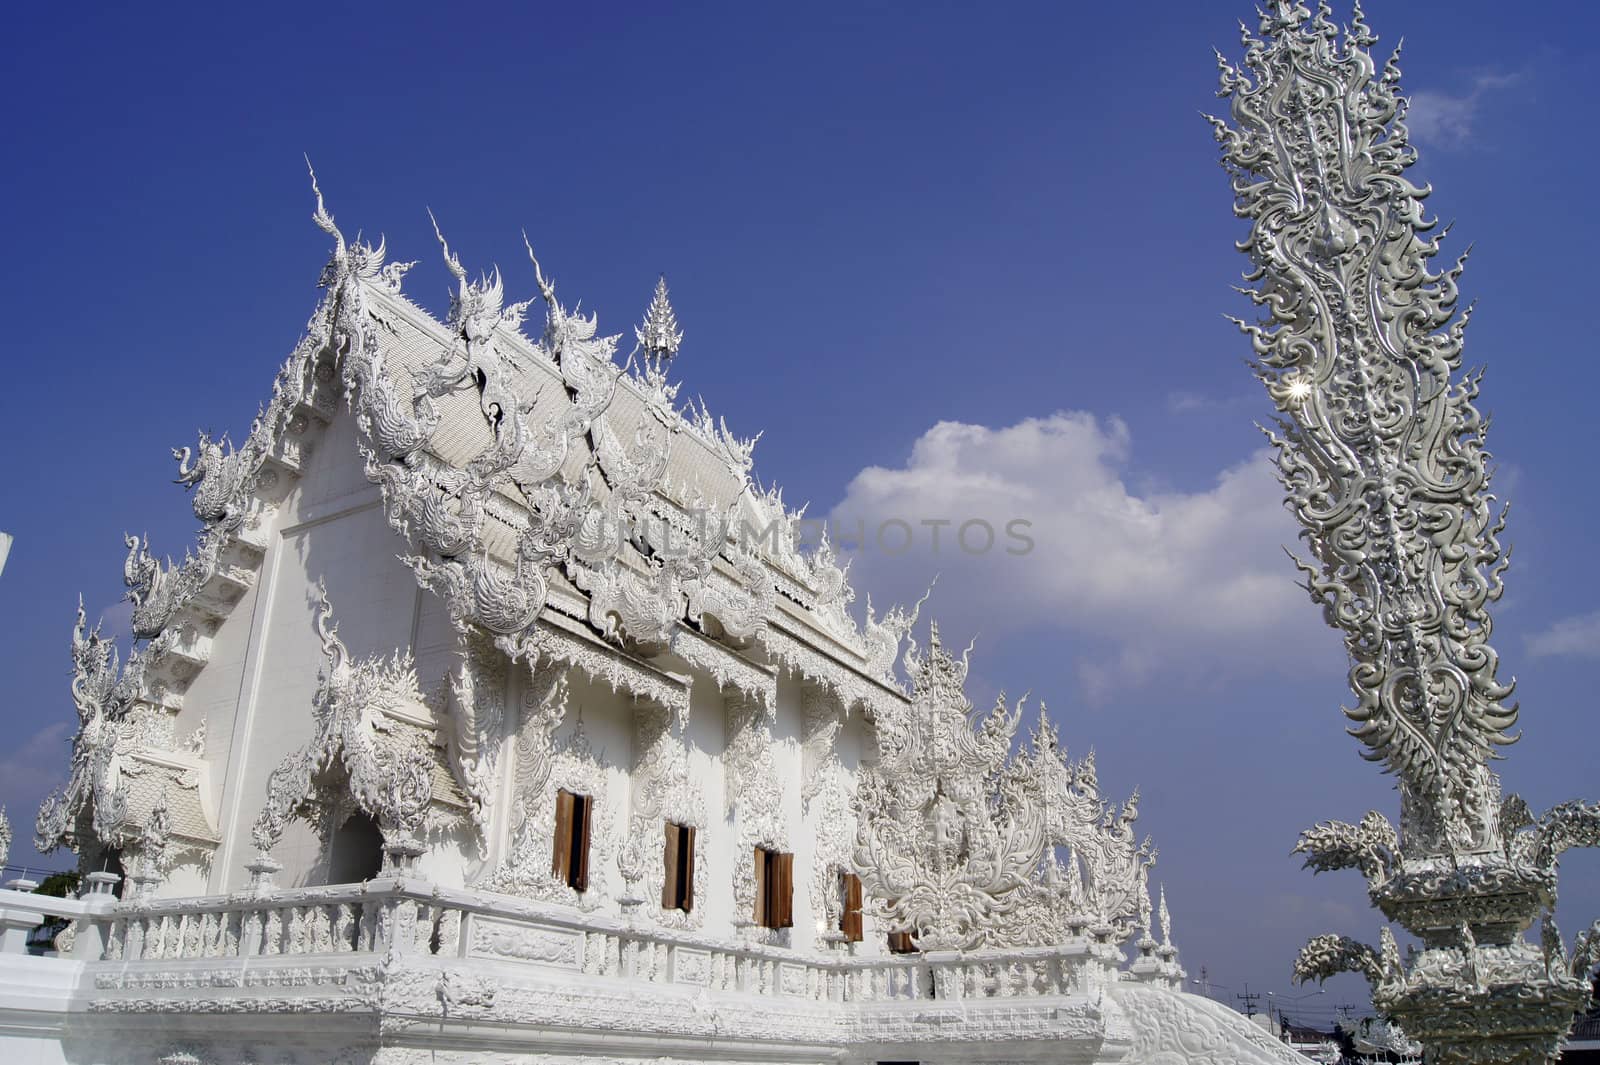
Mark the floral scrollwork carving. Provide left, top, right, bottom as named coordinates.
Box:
left=249, top=582, right=442, bottom=864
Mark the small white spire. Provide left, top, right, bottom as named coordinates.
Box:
left=636, top=275, right=683, bottom=366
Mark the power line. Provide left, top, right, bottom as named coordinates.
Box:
left=1236, top=983, right=1261, bottom=1018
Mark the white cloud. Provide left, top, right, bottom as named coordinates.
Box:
left=1407, top=72, right=1521, bottom=148
left=829, top=412, right=1337, bottom=699
left=1527, top=610, right=1600, bottom=659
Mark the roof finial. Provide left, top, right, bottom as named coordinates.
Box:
left=1158, top=883, right=1172, bottom=947
left=636, top=275, right=683, bottom=369
left=306, top=156, right=346, bottom=268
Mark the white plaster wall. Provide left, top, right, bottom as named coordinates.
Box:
left=183, top=411, right=374, bottom=822
left=203, top=410, right=431, bottom=891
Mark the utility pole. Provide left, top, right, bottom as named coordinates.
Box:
left=1236, top=984, right=1260, bottom=1018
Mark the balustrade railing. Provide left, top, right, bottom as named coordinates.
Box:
left=6, top=876, right=1098, bottom=1008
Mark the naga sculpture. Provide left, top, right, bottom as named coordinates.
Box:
left=35, top=602, right=140, bottom=858
left=1209, top=3, right=1599, bottom=1060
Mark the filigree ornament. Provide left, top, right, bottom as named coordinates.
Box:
left=724, top=691, right=787, bottom=938
left=622, top=702, right=706, bottom=930
left=308, top=180, right=865, bottom=675
left=1211, top=0, right=1515, bottom=850
left=249, top=583, right=443, bottom=862
left=631, top=275, right=684, bottom=421
left=1212, top=5, right=1598, bottom=1060
left=442, top=634, right=509, bottom=840
left=129, top=791, right=176, bottom=896
left=485, top=671, right=621, bottom=909
left=1295, top=810, right=1400, bottom=890
left=36, top=601, right=144, bottom=855
left=860, top=583, right=932, bottom=685
left=852, top=625, right=1156, bottom=952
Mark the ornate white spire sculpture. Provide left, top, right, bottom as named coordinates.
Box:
left=635, top=276, right=683, bottom=368
left=1209, top=4, right=1599, bottom=1062
left=852, top=626, right=1157, bottom=952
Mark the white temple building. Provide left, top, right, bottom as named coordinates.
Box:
left=0, top=183, right=1309, bottom=1065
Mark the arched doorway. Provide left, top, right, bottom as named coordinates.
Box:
left=326, top=811, right=384, bottom=884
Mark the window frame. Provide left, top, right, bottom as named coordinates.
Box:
left=754, top=846, right=794, bottom=929
left=551, top=789, right=593, bottom=892
left=662, top=821, right=696, bottom=912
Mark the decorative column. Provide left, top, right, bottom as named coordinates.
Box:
left=1208, top=5, right=1599, bottom=1061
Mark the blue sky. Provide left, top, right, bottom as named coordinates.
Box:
left=3, top=0, right=1597, bottom=1024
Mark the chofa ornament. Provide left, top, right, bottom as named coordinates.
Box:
left=1209, top=2, right=1599, bottom=1061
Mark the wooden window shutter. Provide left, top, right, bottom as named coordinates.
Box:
left=661, top=821, right=680, bottom=909
left=888, top=931, right=917, bottom=954
left=753, top=846, right=768, bottom=925
left=571, top=794, right=592, bottom=892
left=552, top=790, right=576, bottom=883
left=776, top=852, right=794, bottom=928
left=841, top=872, right=864, bottom=942
left=680, top=825, right=696, bottom=912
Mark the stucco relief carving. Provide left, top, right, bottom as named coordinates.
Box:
left=1115, top=982, right=1308, bottom=1064
left=489, top=659, right=567, bottom=847
left=671, top=629, right=775, bottom=711
left=854, top=625, right=1158, bottom=952
left=469, top=922, right=580, bottom=966
left=620, top=702, right=706, bottom=930
left=441, top=633, right=508, bottom=840
left=800, top=685, right=856, bottom=941
left=488, top=694, right=618, bottom=911
left=249, top=583, right=443, bottom=864
left=303, top=175, right=946, bottom=698
left=724, top=690, right=788, bottom=937
left=34, top=601, right=219, bottom=874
